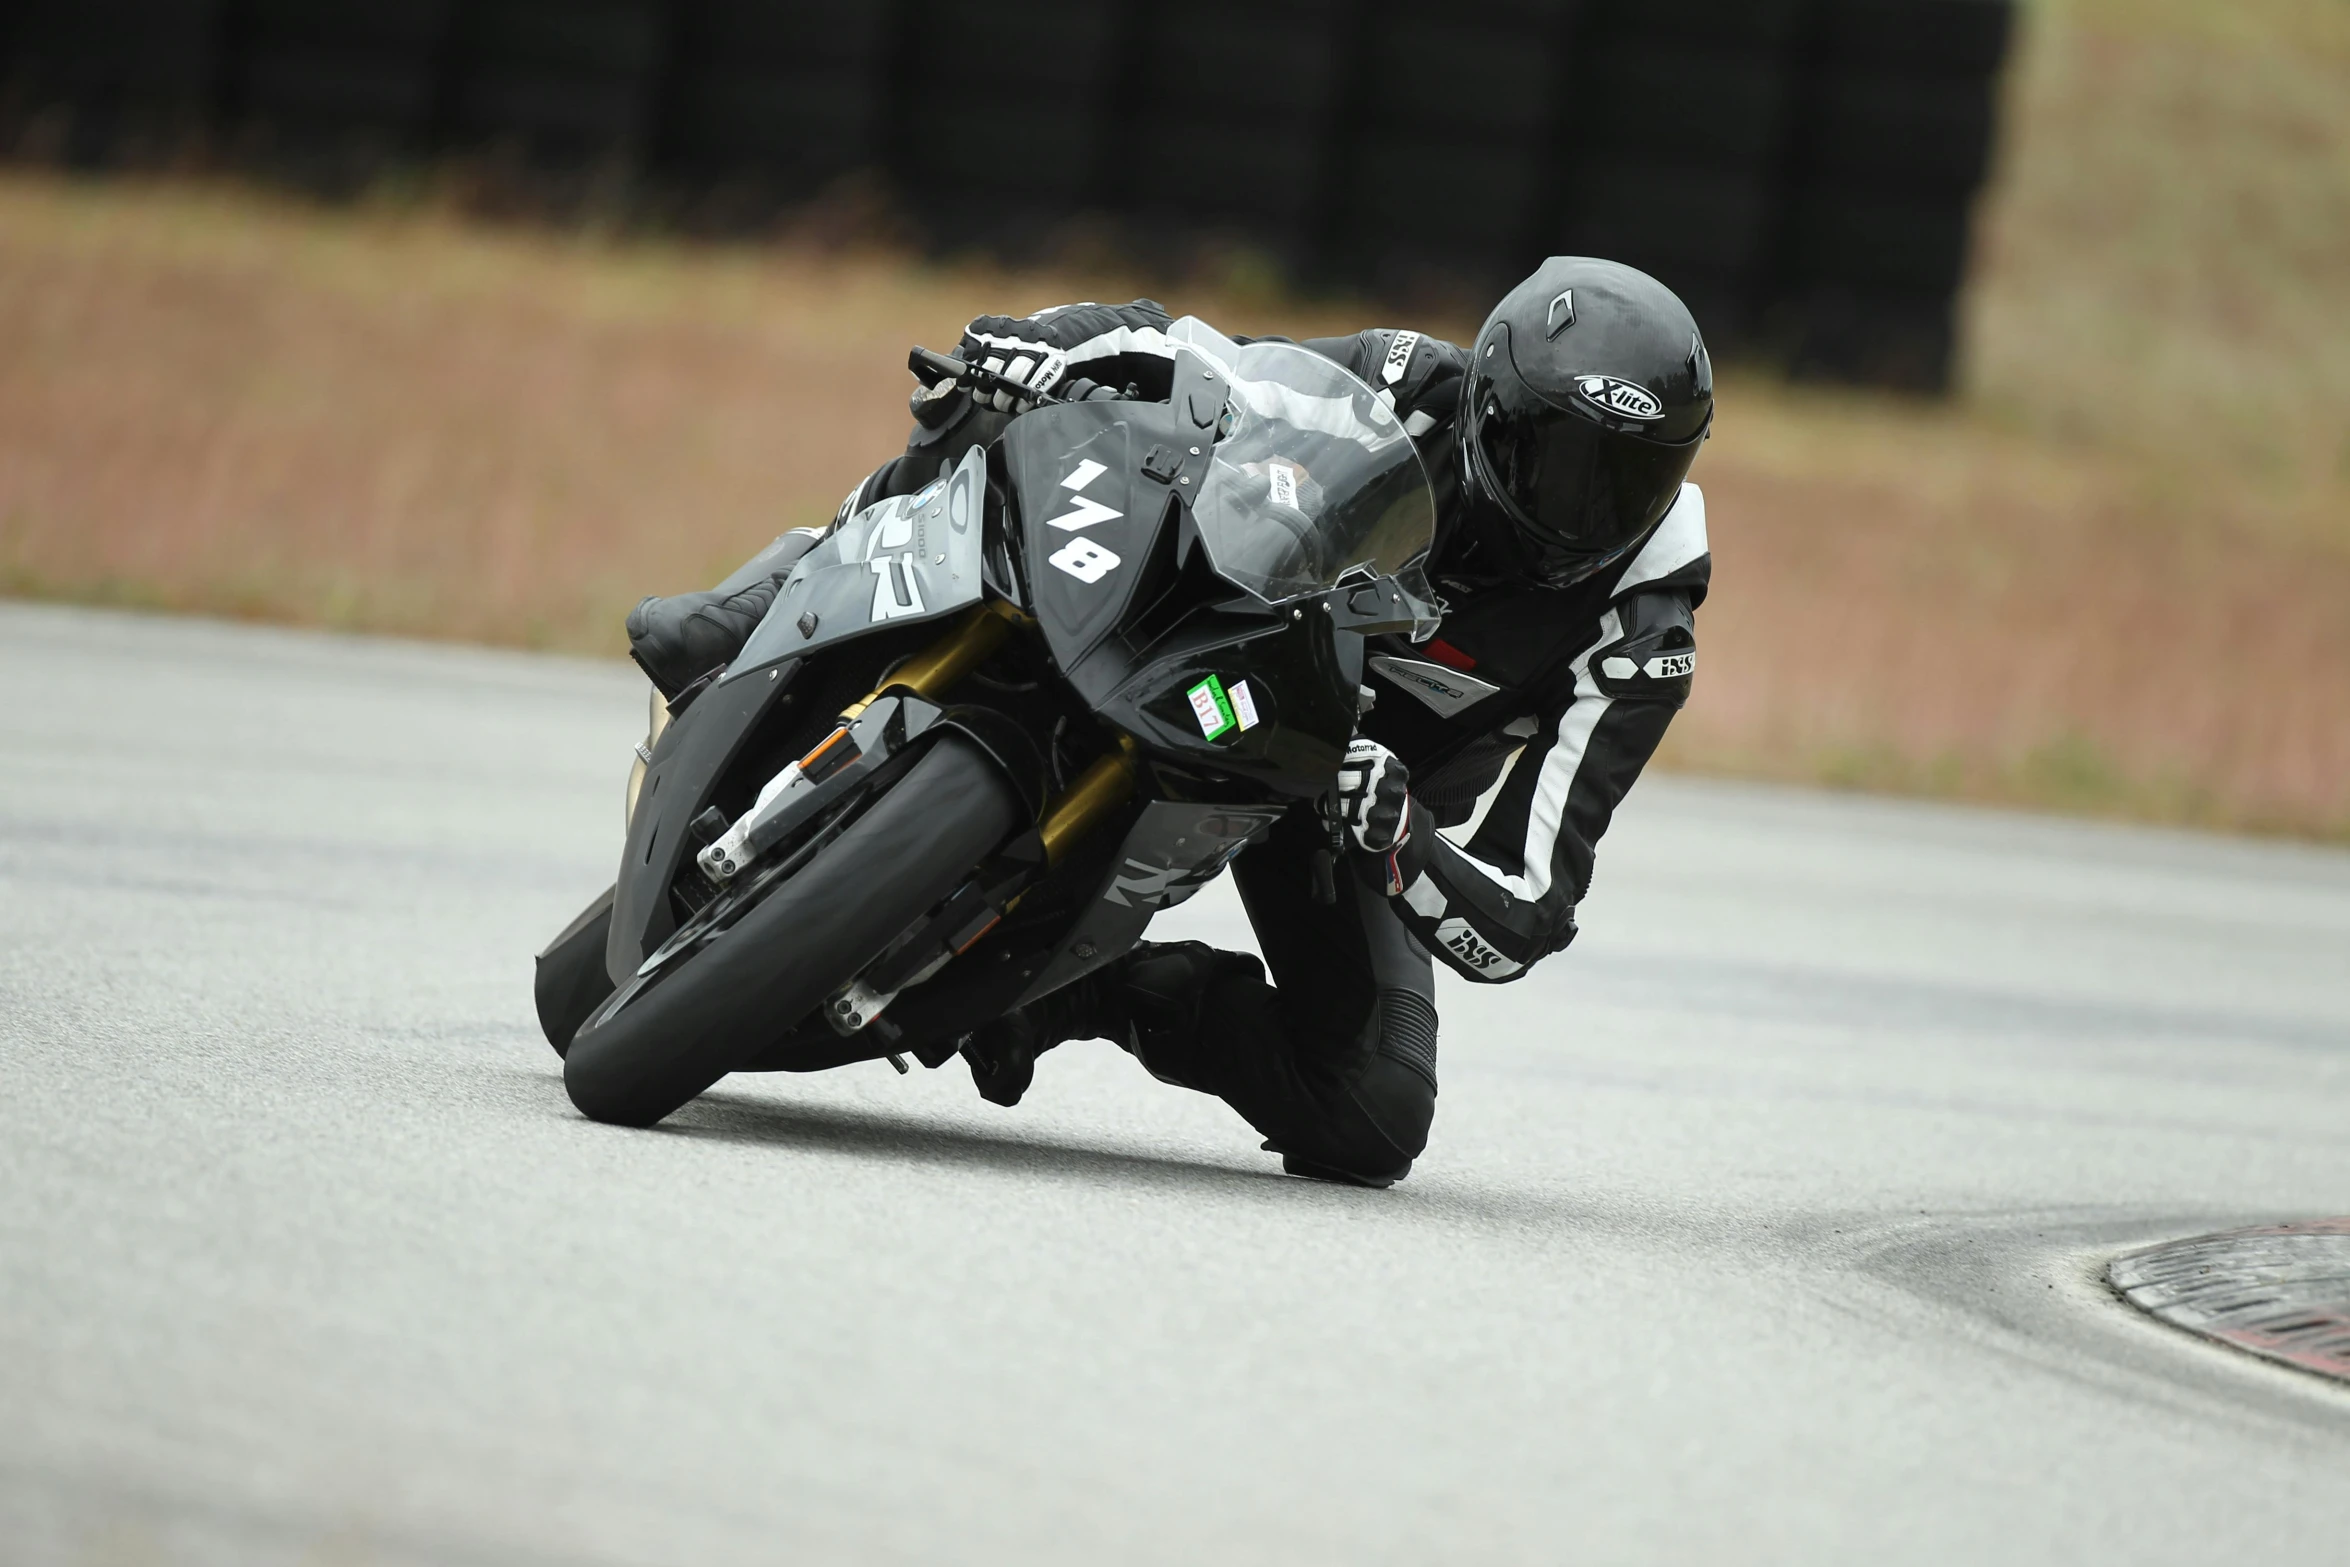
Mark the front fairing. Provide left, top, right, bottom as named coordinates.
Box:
left=998, top=395, right=1212, bottom=679
left=996, top=382, right=1360, bottom=795
left=723, top=445, right=990, bottom=684
left=1161, top=318, right=1440, bottom=617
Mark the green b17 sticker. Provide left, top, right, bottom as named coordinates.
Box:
left=1185, top=675, right=1236, bottom=740
left=1185, top=674, right=1263, bottom=741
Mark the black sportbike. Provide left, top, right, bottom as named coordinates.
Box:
left=534, top=318, right=1440, bottom=1127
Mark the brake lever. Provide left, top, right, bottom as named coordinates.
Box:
left=907, top=346, right=970, bottom=387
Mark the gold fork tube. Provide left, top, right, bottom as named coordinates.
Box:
left=1037, top=742, right=1138, bottom=866
left=840, top=599, right=1025, bottom=720
left=830, top=597, right=1130, bottom=864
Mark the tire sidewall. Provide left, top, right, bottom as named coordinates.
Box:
left=562, top=733, right=1024, bottom=1126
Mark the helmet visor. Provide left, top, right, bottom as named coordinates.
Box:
left=1471, top=383, right=1702, bottom=583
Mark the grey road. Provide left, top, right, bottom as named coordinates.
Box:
left=4, top=600, right=2348, bottom=1566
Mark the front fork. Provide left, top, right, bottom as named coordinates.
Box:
left=694, top=597, right=1137, bottom=906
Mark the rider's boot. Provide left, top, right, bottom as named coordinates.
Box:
left=960, top=940, right=1257, bottom=1107
left=625, top=576, right=783, bottom=698
left=1116, top=940, right=1263, bottom=1094
left=960, top=965, right=1128, bottom=1108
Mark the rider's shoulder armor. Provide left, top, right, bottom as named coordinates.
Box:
left=1589, top=483, right=1710, bottom=706
left=1589, top=589, right=1697, bottom=707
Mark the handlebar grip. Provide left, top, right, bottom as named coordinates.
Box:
left=908, top=343, right=1126, bottom=407
left=908, top=347, right=968, bottom=387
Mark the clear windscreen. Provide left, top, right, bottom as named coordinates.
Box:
left=1164, top=318, right=1438, bottom=606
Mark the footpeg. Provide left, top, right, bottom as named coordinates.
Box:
left=826, top=976, right=898, bottom=1035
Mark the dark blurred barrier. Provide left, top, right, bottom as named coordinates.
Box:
left=228, top=1, right=449, bottom=160
left=445, top=1, right=667, bottom=162
left=6, top=0, right=220, bottom=158
left=1556, top=0, right=1807, bottom=346
left=1773, top=0, right=2013, bottom=385
left=0, top=0, right=2013, bottom=388
left=894, top=0, right=1120, bottom=229
left=663, top=1, right=893, bottom=195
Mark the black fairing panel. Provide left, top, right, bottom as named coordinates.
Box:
left=607, top=661, right=800, bottom=983
left=1003, top=387, right=1358, bottom=796
left=1101, top=617, right=1360, bottom=795
left=1002, top=399, right=1205, bottom=673
left=1012, top=799, right=1284, bottom=1007
left=725, top=447, right=987, bottom=682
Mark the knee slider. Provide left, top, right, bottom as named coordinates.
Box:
left=1275, top=1050, right=1435, bottom=1183
left=1328, top=990, right=1439, bottom=1169
left=1355, top=1052, right=1436, bottom=1164
left=1273, top=1071, right=1430, bottom=1183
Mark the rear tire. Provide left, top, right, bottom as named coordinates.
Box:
left=563, top=733, right=1024, bottom=1127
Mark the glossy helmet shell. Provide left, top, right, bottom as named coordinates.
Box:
left=1459, top=258, right=1713, bottom=587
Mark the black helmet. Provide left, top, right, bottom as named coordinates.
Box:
left=1459, top=258, right=1713, bottom=588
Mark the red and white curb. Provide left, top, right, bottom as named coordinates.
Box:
left=2108, top=1218, right=2350, bottom=1385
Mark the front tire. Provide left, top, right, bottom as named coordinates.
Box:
left=562, top=733, right=1025, bottom=1127
left=534, top=883, right=616, bottom=1057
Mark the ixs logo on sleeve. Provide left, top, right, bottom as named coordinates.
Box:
left=1381, top=330, right=1422, bottom=386
left=1434, top=918, right=1521, bottom=978
left=1600, top=649, right=1696, bottom=684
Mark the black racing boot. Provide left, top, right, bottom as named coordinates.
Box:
left=960, top=966, right=1129, bottom=1108
left=1118, top=941, right=1265, bottom=1093
left=625, top=575, right=784, bottom=699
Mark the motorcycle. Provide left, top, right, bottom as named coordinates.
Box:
left=533, top=317, right=1440, bottom=1127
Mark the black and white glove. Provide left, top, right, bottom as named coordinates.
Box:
left=954, top=299, right=1171, bottom=412
left=1336, top=737, right=1413, bottom=855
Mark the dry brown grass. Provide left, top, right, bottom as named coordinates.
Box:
left=1969, top=0, right=2350, bottom=501
left=1672, top=0, right=2350, bottom=837
left=1667, top=380, right=2350, bottom=835
left=1, top=0, right=2345, bottom=840
left=0, top=177, right=1376, bottom=645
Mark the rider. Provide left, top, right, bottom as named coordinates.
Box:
left=628, top=258, right=1714, bottom=1187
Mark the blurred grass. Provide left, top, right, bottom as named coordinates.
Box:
left=1671, top=0, right=2350, bottom=840
left=0, top=175, right=1379, bottom=648
left=0, top=0, right=2345, bottom=842
left=1968, top=0, right=2350, bottom=514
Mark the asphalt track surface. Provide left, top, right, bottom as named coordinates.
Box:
left=5, top=600, right=2349, bottom=1566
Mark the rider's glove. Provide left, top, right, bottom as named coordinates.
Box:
left=954, top=322, right=1065, bottom=412
left=1337, top=737, right=1413, bottom=858
left=954, top=300, right=1170, bottom=412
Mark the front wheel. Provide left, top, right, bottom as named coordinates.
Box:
left=562, top=733, right=1026, bottom=1127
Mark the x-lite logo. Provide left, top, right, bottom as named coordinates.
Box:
left=1045, top=458, right=1122, bottom=585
